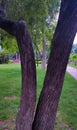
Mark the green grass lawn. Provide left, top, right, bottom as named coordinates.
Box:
left=0, top=63, right=77, bottom=130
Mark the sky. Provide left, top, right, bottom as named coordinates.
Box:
left=73, top=33, right=77, bottom=44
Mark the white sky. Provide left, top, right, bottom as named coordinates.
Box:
left=73, top=33, right=77, bottom=44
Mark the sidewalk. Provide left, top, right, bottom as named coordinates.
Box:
left=66, top=66, right=77, bottom=80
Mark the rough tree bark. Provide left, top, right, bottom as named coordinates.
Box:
left=15, top=21, right=36, bottom=130
left=32, top=0, right=77, bottom=130
left=0, top=0, right=77, bottom=130
left=0, top=1, right=36, bottom=130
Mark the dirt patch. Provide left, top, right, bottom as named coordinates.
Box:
left=0, top=121, right=5, bottom=126
left=0, top=120, right=74, bottom=130
left=0, top=120, right=15, bottom=130
left=4, top=96, right=17, bottom=100
left=59, top=122, right=74, bottom=130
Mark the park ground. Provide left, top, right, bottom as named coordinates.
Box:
left=0, top=63, right=77, bottom=130
left=67, top=66, right=77, bottom=80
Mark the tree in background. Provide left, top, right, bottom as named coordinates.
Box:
left=0, top=0, right=60, bottom=68
left=0, top=0, right=77, bottom=130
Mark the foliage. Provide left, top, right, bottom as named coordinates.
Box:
left=0, top=55, right=9, bottom=64
left=69, top=54, right=77, bottom=65
left=0, top=50, right=9, bottom=55
left=0, top=29, right=18, bottom=53
left=0, top=50, right=10, bottom=64
left=0, top=0, right=60, bottom=53
left=2, top=35, right=18, bottom=53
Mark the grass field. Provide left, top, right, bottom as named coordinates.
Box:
left=0, top=63, right=77, bottom=130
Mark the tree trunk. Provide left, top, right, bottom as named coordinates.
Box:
left=16, top=21, right=36, bottom=130
left=41, top=35, right=46, bottom=70
left=32, top=0, right=77, bottom=130
left=0, top=2, right=36, bottom=130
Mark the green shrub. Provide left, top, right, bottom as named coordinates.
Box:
left=0, top=51, right=9, bottom=64
left=69, top=54, right=77, bottom=65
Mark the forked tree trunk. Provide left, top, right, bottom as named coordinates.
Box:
left=0, top=0, right=77, bottom=130
left=32, top=0, right=77, bottom=130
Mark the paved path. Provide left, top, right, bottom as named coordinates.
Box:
left=66, top=66, right=77, bottom=80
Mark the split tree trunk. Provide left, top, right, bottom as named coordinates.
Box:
left=0, top=0, right=77, bottom=130
left=32, top=0, right=77, bottom=130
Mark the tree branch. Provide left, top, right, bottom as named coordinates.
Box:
left=0, top=0, right=6, bottom=17
left=0, top=0, right=17, bottom=36
left=0, top=17, right=17, bottom=36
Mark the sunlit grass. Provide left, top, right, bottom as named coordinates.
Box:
left=56, top=73, right=77, bottom=129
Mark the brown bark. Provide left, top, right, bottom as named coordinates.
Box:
left=32, top=0, right=77, bottom=130
left=0, top=1, right=36, bottom=130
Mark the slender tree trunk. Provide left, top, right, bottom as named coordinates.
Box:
left=16, top=21, right=36, bottom=130
left=0, top=1, right=36, bottom=130
left=32, top=0, right=77, bottom=130
left=41, top=35, right=46, bottom=70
